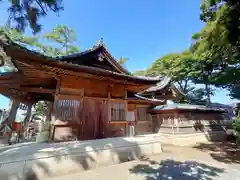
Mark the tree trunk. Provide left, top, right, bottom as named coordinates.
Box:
left=205, top=82, right=211, bottom=106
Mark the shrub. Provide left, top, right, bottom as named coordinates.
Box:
left=233, top=115, right=240, bottom=143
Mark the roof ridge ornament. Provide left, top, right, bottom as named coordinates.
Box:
left=94, top=37, right=105, bottom=48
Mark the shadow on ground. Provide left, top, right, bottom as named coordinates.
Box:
left=129, top=157, right=225, bottom=180
left=194, top=142, right=240, bottom=164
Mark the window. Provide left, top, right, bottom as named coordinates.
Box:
left=135, top=107, right=150, bottom=121
left=111, top=102, right=125, bottom=121
left=54, top=99, right=81, bottom=121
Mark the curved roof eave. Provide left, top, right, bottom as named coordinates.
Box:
left=0, top=34, right=162, bottom=84
left=137, top=77, right=181, bottom=94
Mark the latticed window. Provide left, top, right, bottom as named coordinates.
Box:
left=111, top=102, right=125, bottom=121
left=135, top=107, right=150, bottom=121
left=54, top=100, right=81, bottom=121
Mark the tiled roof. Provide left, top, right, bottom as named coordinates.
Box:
left=134, top=94, right=166, bottom=102
left=152, top=103, right=226, bottom=112
left=0, top=33, right=130, bottom=75
left=139, top=76, right=171, bottom=93
left=0, top=33, right=162, bottom=83
left=136, top=76, right=184, bottom=96
left=133, top=75, right=164, bottom=81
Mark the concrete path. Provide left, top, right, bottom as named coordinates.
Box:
left=45, top=144, right=240, bottom=180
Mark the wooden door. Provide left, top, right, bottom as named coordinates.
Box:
left=98, top=100, right=111, bottom=138
left=78, top=99, right=110, bottom=140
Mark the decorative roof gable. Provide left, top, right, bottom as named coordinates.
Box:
left=55, top=39, right=130, bottom=75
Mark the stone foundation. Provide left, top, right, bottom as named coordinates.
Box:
left=0, top=136, right=162, bottom=180
left=158, top=131, right=227, bottom=146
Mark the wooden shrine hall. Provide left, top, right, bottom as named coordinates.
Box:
left=0, top=35, right=180, bottom=141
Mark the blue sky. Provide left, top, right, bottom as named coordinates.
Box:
left=0, top=0, right=238, bottom=108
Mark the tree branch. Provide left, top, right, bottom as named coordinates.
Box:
left=35, top=0, right=47, bottom=15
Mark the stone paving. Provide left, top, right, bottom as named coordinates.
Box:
left=46, top=143, right=240, bottom=180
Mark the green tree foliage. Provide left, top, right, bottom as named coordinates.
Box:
left=0, top=26, right=39, bottom=46
left=43, top=25, right=80, bottom=56
left=0, top=0, right=63, bottom=33
left=193, top=0, right=240, bottom=100
left=0, top=26, right=40, bottom=68
left=233, top=115, right=240, bottom=142
left=146, top=51, right=200, bottom=93
left=0, top=24, right=80, bottom=67
left=146, top=52, right=209, bottom=103
left=229, top=86, right=240, bottom=100
left=31, top=101, right=48, bottom=120
left=200, top=0, right=240, bottom=46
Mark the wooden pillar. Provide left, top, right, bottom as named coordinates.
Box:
left=50, top=77, right=60, bottom=141
left=108, top=90, right=111, bottom=122
left=24, top=103, right=32, bottom=125
left=52, top=76, right=61, bottom=119
left=46, top=101, right=53, bottom=122
left=7, top=98, right=20, bottom=141
left=8, top=99, right=20, bottom=126
left=50, top=102, right=56, bottom=141
left=124, top=88, right=128, bottom=119
left=190, top=112, right=194, bottom=132
left=174, top=112, right=179, bottom=133
left=124, top=88, right=129, bottom=136
left=171, top=117, right=174, bottom=135
left=22, top=103, right=33, bottom=139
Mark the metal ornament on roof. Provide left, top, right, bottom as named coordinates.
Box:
left=93, top=38, right=105, bottom=62
left=93, top=37, right=106, bottom=49
left=95, top=38, right=104, bottom=46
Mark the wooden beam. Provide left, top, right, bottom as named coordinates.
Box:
left=56, top=94, right=83, bottom=100
left=21, top=87, right=55, bottom=94
left=0, top=72, right=22, bottom=80
left=110, top=121, right=127, bottom=125
left=0, top=80, right=21, bottom=85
